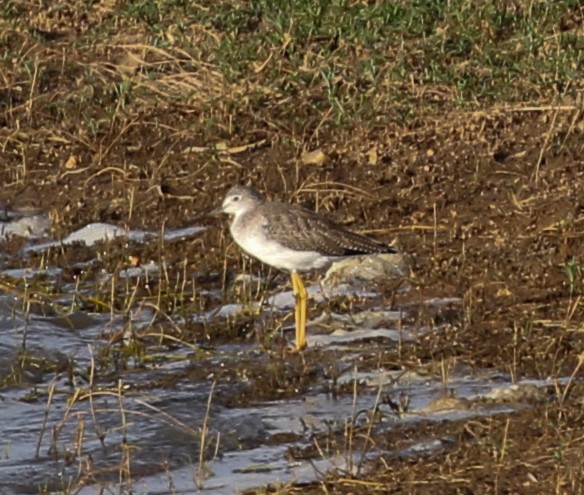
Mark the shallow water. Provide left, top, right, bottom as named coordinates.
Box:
left=0, top=221, right=565, bottom=494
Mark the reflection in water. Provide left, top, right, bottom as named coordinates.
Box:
left=0, top=222, right=565, bottom=494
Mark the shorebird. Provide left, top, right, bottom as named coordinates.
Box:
left=213, top=185, right=397, bottom=350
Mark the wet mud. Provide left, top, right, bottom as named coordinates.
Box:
left=1, top=2, right=584, bottom=493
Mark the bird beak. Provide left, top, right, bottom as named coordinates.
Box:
left=208, top=206, right=225, bottom=217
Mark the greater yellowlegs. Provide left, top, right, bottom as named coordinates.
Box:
left=213, top=185, right=397, bottom=350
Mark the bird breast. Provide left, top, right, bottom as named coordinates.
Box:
left=229, top=215, right=333, bottom=272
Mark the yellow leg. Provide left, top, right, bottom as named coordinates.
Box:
left=291, top=273, right=301, bottom=344
left=291, top=271, right=307, bottom=350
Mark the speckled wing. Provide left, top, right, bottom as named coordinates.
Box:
left=263, top=203, right=396, bottom=256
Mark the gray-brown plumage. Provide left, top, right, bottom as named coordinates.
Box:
left=213, top=185, right=397, bottom=350
left=264, top=202, right=394, bottom=256
left=214, top=185, right=396, bottom=273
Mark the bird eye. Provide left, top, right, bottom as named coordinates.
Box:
left=231, top=195, right=241, bottom=202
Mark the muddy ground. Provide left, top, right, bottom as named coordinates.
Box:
left=2, top=1, right=584, bottom=493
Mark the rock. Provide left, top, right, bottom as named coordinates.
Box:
left=301, top=149, right=327, bottom=166
left=322, top=252, right=410, bottom=286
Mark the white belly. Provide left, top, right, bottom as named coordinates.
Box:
left=230, top=224, right=333, bottom=272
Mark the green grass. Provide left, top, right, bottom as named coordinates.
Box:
left=1, top=0, right=581, bottom=142
left=157, top=0, right=583, bottom=106
left=0, top=0, right=580, bottom=192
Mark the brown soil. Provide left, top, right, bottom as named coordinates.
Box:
left=2, top=4, right=584, bottom=491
